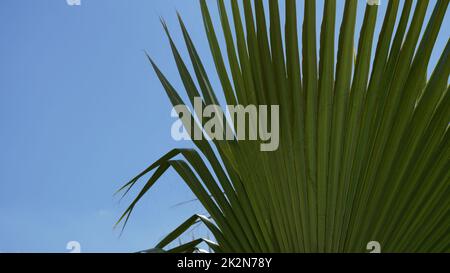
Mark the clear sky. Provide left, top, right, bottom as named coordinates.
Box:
left=0, top=0, right=447, bottom=252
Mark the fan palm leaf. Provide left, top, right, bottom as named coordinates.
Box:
left=118, top=0, right=449, bottom=253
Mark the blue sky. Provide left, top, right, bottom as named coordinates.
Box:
left=0, top=0, right=447, bottom=252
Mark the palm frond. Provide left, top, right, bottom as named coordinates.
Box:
left=119, top=0, right=449, bottom=253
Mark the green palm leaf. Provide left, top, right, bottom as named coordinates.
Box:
left=118, top=0, right=449, bottom=253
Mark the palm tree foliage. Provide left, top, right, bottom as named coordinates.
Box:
left=118, top=0, right=450, bottom=253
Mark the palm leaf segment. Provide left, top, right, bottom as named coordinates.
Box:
left=118, top=0, right=450, bottom=253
